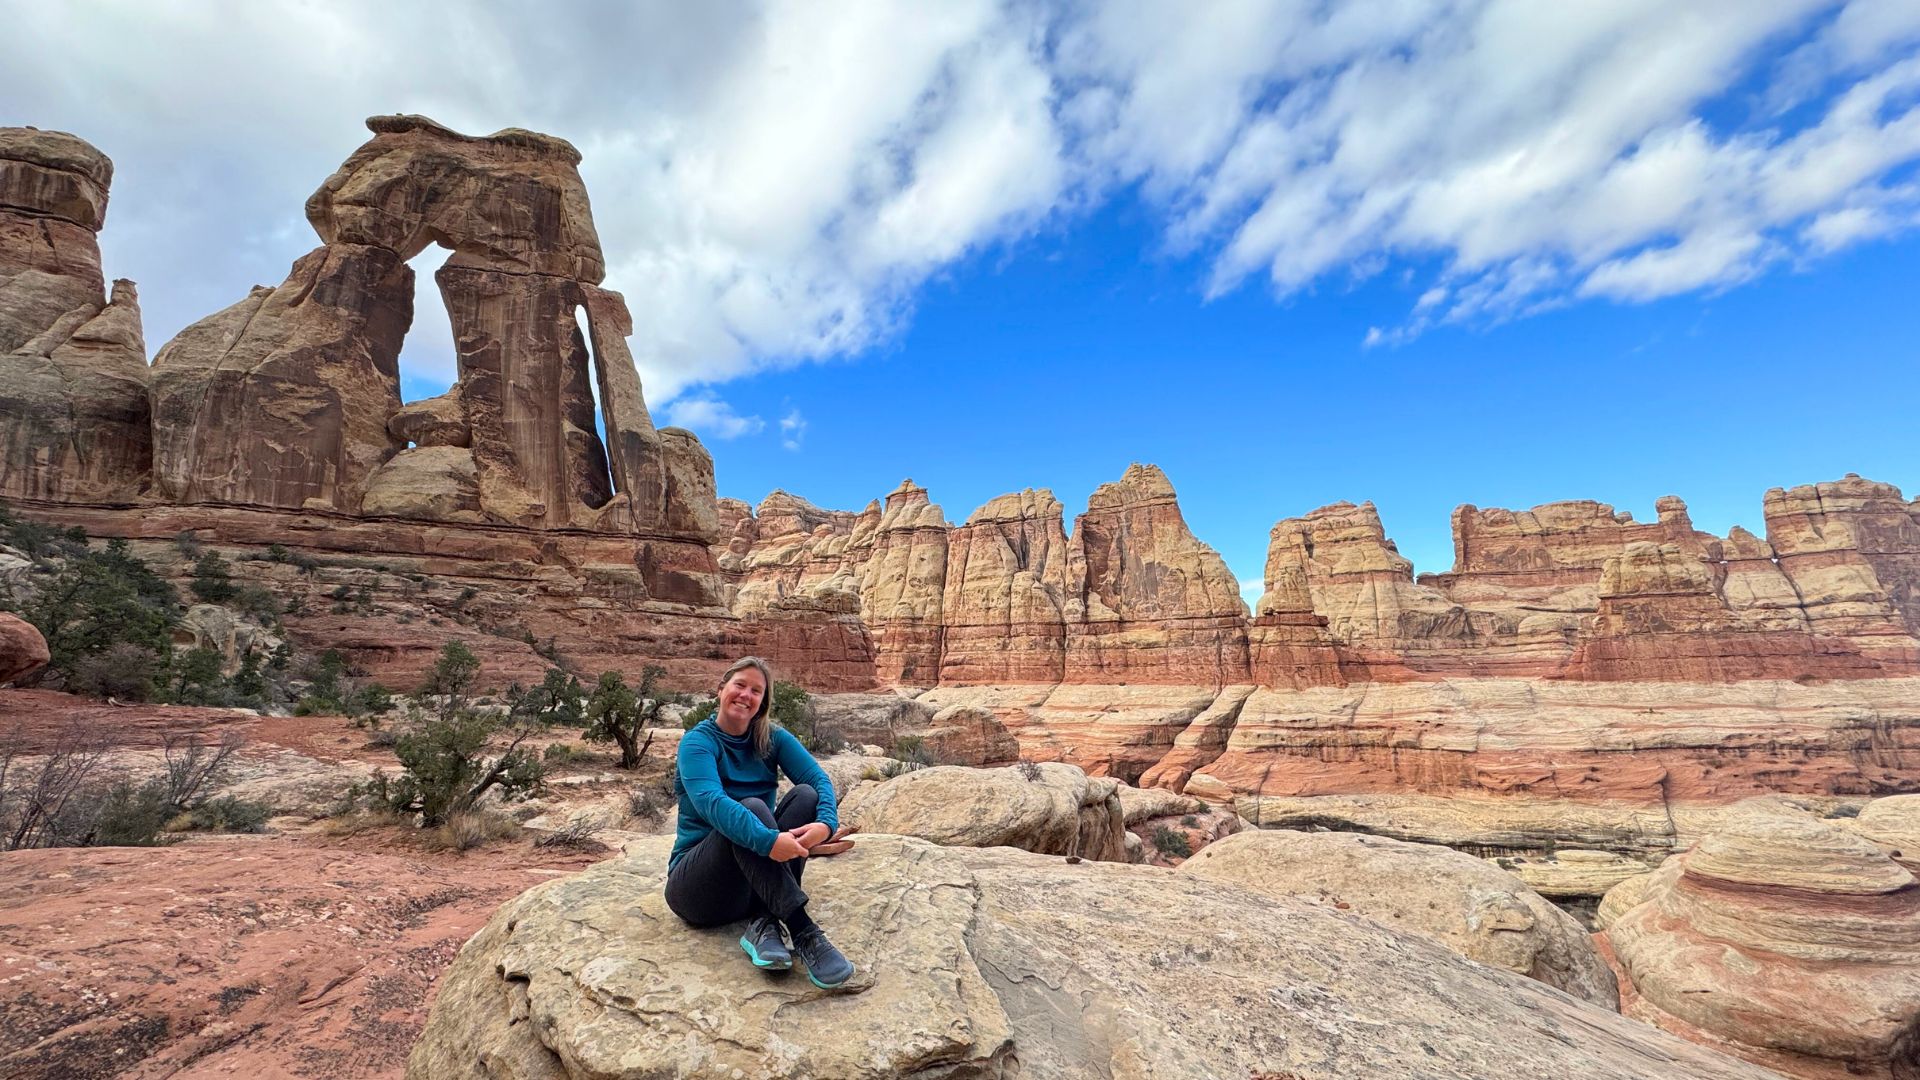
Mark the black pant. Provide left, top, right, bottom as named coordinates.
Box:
left=665, top=784, right=817, bottom=927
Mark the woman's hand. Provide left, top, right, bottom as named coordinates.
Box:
left=789, top=822, right=831, bottom=850
left=810, top=824, right=859, bottom=857
left=768, top=831, right=808, bottom=863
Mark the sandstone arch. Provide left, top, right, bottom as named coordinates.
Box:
left=149, top=115, right=714, bottom=539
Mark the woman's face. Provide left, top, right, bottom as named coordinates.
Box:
left=718, top=666, right=767, bottom=729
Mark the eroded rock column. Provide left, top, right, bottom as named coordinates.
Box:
left=0, top=128, right=150, bottom=502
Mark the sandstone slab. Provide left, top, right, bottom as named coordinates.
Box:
left=407, top=834, right=1785, bottom=1080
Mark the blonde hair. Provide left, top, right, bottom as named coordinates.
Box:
left=718, top=656, right=776, bottom=758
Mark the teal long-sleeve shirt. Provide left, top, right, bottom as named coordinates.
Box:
left=670, top=719, right=839, bottom=869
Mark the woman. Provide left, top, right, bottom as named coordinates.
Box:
left=664, top=656, right=856, bottom=989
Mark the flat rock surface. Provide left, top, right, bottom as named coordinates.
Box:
left=408, top=833, right=1784, bottom=1080
left=1181, top=829, right=1619, bottom=1006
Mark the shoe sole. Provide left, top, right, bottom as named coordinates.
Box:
left=739, top=935, right=792, bottom=971
left=801, top=958, right=854, bottom=989
left=805, top=968, right=852, bottom=990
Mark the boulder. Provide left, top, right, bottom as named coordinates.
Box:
left=1847, top=795, right=1920, bottom=867
left=1182, top=829, right=1619, bottom=1007
left=407, top=834, right=1785, bottom=1080
left=1595, top=869, right=1657, bottom=931
left=0, top=612, right=49, bottom=684
left=840, top=762, right=1127, bottom=862
left=1116, top=782, right=1205, bottom=825
left=1608, top=798, right=1920, bottom=1077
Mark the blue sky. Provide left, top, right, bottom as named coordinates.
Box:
left=543, top=191, right=1920, bottom=595
left=10, top=2, right=1920, bottom=604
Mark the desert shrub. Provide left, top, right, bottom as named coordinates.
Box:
left=771, top=681, right=843, bottom=755
left=1181, top=814, right=1199, bottom=828
left=1, top=731, right=108, bottom=850
left=533, top=813, right=603, bottom=850
left=264, top=543, right=290, bottom=563
left=294, top=650, right=390, bottom=719
left=351, top=687, right=547, bottom=826
left=1016, top=759, right=1043, bottom=782
left=2, top=732, right=246, bottom=849
left=511, top=668, right=585, bottom=727
left=889, top=735, right=935, bottom=768
left=627, top=782, right=674, bottom=824
left=0, top=505, right=81, bottom=562
left=425, top=810, right=521, bottom=852
left=190, top=551, right=238, bottom=604
left=584, top=667, right=672, bottom=769
left=863, top=757, right=925, bottom=782
left=1151, top=825, right=1193, bottom=859
left=232, top=584, right=281, bottom=623
left=419, top=641, right=480, bottom=700
left=682, top=699, right=716, bottom=729
left=21, top=537, right=177, bottom=698
left=92, top=779, right=175, bottom=846
left=542, top=742, right=585, bottom=765
left=183, top=796, right=272, bottom=834
left=174, top=530, right=203, bottom=559
left=168, top=646, right=228, bottom=705
left=69, top=642, right=163, bottom=700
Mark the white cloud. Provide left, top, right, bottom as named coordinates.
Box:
left=1238, top=578, right=1265, bottom=608
left=779, top=409, right=808, bottom=452
left=6, top=0, right=1919, bottom=402
left=662, top=392, right=764, bottom=440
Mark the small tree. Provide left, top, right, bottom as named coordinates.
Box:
left=169, top=646, right=227, bottom=705
left=387, top=707, right=543, bottom=825
left=22, top=538, right=178, bottom=698
left=584, top=666, right=669, bottom=769
left=419, top=641, right=480, bottom=701
left=512, top=668, right=584, bottom=726
left=771, top=681, right=842, bottom=755
left=190, top=551, right=238, bottom=604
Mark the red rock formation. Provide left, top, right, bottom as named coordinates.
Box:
left=0, top=128, right=150, bottom=503
left=1607, top=798, right=1920, bottom=1078
left=939, top=489, right=1071, bottom=685
left=1765, top=475, right=1920, bottom=669
left=1564, top=541, right=1889, bottom=681
left=149, top=243, right=412, bottom=511
left=859, top=481, right=949, bottom=685
left=1063, top=464, right=1250, bottom=685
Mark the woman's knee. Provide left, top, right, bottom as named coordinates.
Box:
left=738, top=796, right=776, bottom=826
left=776, top=784, right=818, bottom=827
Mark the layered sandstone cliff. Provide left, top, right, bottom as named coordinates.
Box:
left=0, top=128, right=150, bottom=503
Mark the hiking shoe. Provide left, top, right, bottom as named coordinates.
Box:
left=792, top=928, right=854, bottom=989
left=739, top=916, right=791, bottom=971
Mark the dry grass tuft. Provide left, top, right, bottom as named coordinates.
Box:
left=423, top=810, right=522, bottom=852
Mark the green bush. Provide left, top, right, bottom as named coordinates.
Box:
left=21, top=538, right=178, bottom=699
left=890, top=735, right=935, bottom=767
left=584, top=666, right=672, bottom=769
left=683, top=699, right=715, bottom=729
left=395, top=708, right=544, bottom=825
left=168, top=646, right=228, bottom=705
left=771, top=681, right=843, bottom=755
left=190, top=551, right=238, bottom=604
left=180, top=795, right=272, bottom=834
left=1151, top=825, right=1193, bottom=859
left=511, top=668, right=584, bottom=726
left=419, top=641, right=480, bottom=700
left=0, top=503, right=81, bottom=562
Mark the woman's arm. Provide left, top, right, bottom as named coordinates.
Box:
left=772, top=728, right=839, bottom=832
left=677, top=735, right=781, bottom=856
